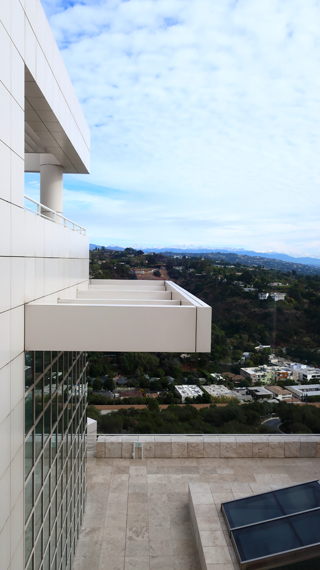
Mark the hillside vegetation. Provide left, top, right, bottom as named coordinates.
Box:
left=90, top=247, right=320, bottom=367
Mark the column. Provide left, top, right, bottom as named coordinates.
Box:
left=40, top=155, right=64, bottom=222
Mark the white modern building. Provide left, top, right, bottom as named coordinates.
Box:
left=175, top=385, right=204, bottom=402
left=0, top=2, right=211, bottom=570
left=258, top=292, right=269, bottom=300
left=270, top=292, right=286, bottom=301
left=287, top=385, right=320, bottom=400
left=203, top=385, right=234, bottom=398
left=298, top=368, right=320, bottom=382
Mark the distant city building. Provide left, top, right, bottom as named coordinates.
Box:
left=259, top=292, right=269, bottom=300
left=247, top=387, right=273, bottom=399
left=175, top=385, right=203, bottom=402
left=270, top=292, right=286, bottom=301
left=232, top=388, right=253, bottom=402
left=114, top=375, right=128, bottom=386
left=204, top=385, right=234, bottom=398
left=241, top=366, right=275, bottom=384
left=241, top=360, right=320, bottom=386
left=265, top=386, right=293, bottom=401
left=299, top=369, right=320, bottom=382
left=210, top=373, right=225, bottom=382
left=287, top=385, right=320, bottom=400
left=243, top=287, right=256, bottom=292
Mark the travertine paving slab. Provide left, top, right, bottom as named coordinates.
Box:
left=72, top=456, right=320, bottom=570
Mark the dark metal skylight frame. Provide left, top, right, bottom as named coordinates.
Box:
left=221, top=480, right=320, bottom=570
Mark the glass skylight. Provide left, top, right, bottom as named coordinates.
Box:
left=221, top=480, right=320, bottom=570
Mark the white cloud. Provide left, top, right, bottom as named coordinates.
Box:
left=40, top=0, right=320, bottom=255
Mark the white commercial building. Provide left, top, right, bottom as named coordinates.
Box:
left=287, top=385, right=320, bottom=400
left=175, top=385, right=204, bottom=402
left=299, top=369, right=320, bottom=383
left=0, top=2, right=211, bottom=570
left=203, top=385, right=234, bottom=398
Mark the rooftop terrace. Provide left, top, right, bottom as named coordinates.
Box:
left=72, top=453, right=320, bottom=570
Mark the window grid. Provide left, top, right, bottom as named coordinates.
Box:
left=25, top=352, right=87, bottom=570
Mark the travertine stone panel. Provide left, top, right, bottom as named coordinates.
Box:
left=96, top=441, right=106, bottom=459
left=189, top=482, right=236, bottom=570
left=143, top=443, right=155, bottom=458
left=154, top=443, right=171, bottom=458
left=236, top=442, right=253, bottom=458
left=300, top=441, right=317, bottom=458
left=317, top=442, right=320, bottom=458
left=203, top=441, right=220, bottom=458
left=122, top=442, right=133, bottom=459
left=138, top=435, right=155, bottom=458
left=204, top=545, right=233, bottom=565
left=220, top=443, right=237, bottom=458
left=105, top=442, right=122, bottom=458
left=188, top=441, right=204, bottom=458
left=192, top=493, right=214, bottom=506
left=284, top=441, right=300, bottom=458
left=252, top=442, right=269, bottom=458
left=269, top=442, right=285, bottom=458
left=172, top=442, right=188, bottom=458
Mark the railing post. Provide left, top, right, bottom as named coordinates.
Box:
left=37, top=203, right=41, bottom=216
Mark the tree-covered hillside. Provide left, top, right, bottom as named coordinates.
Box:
left=90, top=247, right=320, bottom=367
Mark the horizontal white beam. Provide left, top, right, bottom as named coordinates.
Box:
left=88, top=285, right=166, bottom=292
left=58, top=298, right=181, bottom=305
left=25, top=280, right=212, bottom=352
left=90, top=279, right=165, bottom=287
left=25, top=304, right=197, bottom=352
left=77, top=290, right=172, bottom=300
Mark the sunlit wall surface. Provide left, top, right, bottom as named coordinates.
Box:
left=24, top=352, right=87, bottom=570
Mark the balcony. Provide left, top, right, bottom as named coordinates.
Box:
left=25, top=279, right=212, bottom=352
left=24, top=194, right=86, bottom=235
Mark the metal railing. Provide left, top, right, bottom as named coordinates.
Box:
left=24, top=194, right=86, bottom=235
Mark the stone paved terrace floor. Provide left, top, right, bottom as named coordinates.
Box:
left=72, top=456, right=320, bottom=570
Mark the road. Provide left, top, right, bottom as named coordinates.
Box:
left=262, top=417, right=282, bottom=433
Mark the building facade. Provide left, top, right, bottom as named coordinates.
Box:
left=0, top=1, right=90, bottom=569
left=25, top=351, right=87, bottom=570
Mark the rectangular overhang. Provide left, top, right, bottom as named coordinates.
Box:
left=25, top=280, right=212, bottom=352
left=25, top=68, right=90, bottom=174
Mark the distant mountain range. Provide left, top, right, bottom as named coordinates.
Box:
left=89, top=244, right=320, bottom=267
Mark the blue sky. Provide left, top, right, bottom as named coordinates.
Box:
left=27, top=0, right=320, bottom=255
